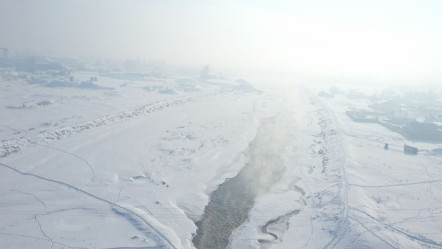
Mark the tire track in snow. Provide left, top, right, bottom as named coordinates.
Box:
left=0, top=124, right=21, bottom=133
left=0, top=162, right=177, bottom=249
left=348, top=216, right=398, bottom=249
left=350, top=206, right=442, bottom=248
left=349, top=180, right=442, bottom=188
left=311, top=98, right=349, bottom=249
left=0, top=232, right=50, bottom=244
left=34, top=214, right=56, bottom=249
left=11, top=189, right=47, bottom=209
left=39, top=144, right=96, bottom=187
left=34, top=207, right=102, bottom=249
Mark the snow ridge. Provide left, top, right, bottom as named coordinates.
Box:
left=0, top=92, right=212, bottom=158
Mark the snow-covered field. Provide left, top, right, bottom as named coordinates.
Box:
left=1, top=71, right=442, bottom=249
left=0, top=72, right=280, bottom=248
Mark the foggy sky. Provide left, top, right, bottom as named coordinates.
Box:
left=1, top=0, right=442, bottom=82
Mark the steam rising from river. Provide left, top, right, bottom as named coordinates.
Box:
left=193, top=94, right=295, bottom=248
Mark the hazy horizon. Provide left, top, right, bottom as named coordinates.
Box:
left=1, top=0, right=442, bottom=83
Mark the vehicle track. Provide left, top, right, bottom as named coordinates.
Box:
left=350, top=206, right=442, bottom=248
left=0, top=161, right=177, bottom=249
left=311, top=97, right=349, bottom=249
left=39, top=144, right=96, bottom=187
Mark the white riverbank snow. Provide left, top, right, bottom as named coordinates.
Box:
left=230, top=84, right=442, bottom=249
left=0, top=73, right=280, bottom=248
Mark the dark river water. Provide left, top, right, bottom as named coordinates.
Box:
left=192, top=115, right=287, bottom=249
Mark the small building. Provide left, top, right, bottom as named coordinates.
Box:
left=404, top=144, right=418, bottom=155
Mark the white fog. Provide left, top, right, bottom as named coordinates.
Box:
left=1, top=1, right=442, bottom=249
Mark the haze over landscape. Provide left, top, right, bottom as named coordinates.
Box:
left=1, top=1, right=442, bottom=249
left=1, top=0, right=442, bottom=82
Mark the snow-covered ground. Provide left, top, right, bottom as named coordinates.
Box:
left=230, top=85, right=442, bottom=249
left=1, top=71, right=442, bottom=249
left=0, top=72, right=280, bottom=248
